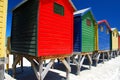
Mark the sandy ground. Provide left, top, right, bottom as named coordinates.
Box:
left=5, top=55, right=120, bottom=80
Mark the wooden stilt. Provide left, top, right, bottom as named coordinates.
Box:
left=76, top=55, right=81, bottom=75
left=95, top=53, right=100, bottom=66
left=12, top=55, right=22, bottom=78
left=87, top=54, right=92, bottom=69
left=102, top=52, right=105, bottom=63
left=66, top=57, right=70, bottom=80
left=21, top=58, right=23, bottom=72
left=80, top=55, right=85, bottom=71
left=106, top=52, right=110, bottom=60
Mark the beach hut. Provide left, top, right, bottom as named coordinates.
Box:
left=94, top=20, right=112, bottom=65
left=97, top=20, right=111, bottom=51
left=11, top=0, right=76, bottom=57
left=110, top=28, right=119, bottom=57
left=118, top=32, right=120, bottom=50
left=0, top=0, right=8, bottom=79
left=72, top=8, right=97, bottom=74
left=74, top=8, right=97, bottom=53
left=11, top=0, right=76, bottom=80
left=111, top=28, right=118, bottom=50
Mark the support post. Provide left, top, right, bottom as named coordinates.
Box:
left=12, top=55, right=22, bottom=78
left=76, top=55, right=81, bottom=75
left=60, top=58, right=71, bottom=80
left=102, top=52, right=105, bottom=63
left=0, top=64, right=4, bottom=80
left=21, top=58, right=23, bottom=72
left=87, top=54, right=92, bottom=69
left=80, top=55, right=85, bottom=71
left=95, top=53, right=100, bottom=66
left=39, top=59, right=43, bottom=80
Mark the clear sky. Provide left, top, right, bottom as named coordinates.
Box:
left=7, top=0, right=120, bottom=37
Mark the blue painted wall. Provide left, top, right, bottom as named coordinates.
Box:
left=98, top=23, right=111, bottom=50
left=74, top=16, right=82, bottom=52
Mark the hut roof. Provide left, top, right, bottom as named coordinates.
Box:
left=12, top=0, right=77, bottom=11
left=74, top=7, right=97, bottom=24
left=98, top=20, right=111, bottom=31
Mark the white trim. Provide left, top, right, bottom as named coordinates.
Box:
left=118, top=31, right=120, bottom=35
left=12, top=0, right=28, bottom=11
left=74, top=8, right=90, bottom=15
left=111, top=28, right=116, bottom=31
left=69, top=0, right=77, bottom=11
left=12, top=0, right=76, bottom=11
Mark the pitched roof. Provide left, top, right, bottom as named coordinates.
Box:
left=74, top=8, right=97, bottom=24
left=69, top=0, right=77, bottom=10
left=13, top=0, right=77, bottom=11
left=97, top=20, right=111, bottom=31
left=118, top=31, right=120, bottom=35
left=111, top=28, right=116, bottom=31
left=74, top=8, right=90, bottom=16
left=111, top=28, right=118, bottom=33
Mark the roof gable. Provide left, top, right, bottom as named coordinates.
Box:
left=13, top=0, right=77, bottom=11
left=74, top=8, right=96, bottom=23
left=111, top=28, right=118, bottom=33
left=98, top=20, right=111, bottom=31
left=118, top=32, right=120, bottom=36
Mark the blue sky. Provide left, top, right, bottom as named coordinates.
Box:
left=7, top=0, right=120, bottom=37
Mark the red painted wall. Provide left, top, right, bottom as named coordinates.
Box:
left=118, top=36, right=120, bottom=49
left=38, top=0, right=74, bottom=56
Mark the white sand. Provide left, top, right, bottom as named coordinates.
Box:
left=6, top=55, right=120, bottom=80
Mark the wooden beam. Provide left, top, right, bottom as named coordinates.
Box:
left=76, top=55, right=81, bottom=75
left=26, top=57, right=40, bottom=79
left=60, top=58, right=71, bottom=72
left=80, top=55, right=85, bottom=70
left=87, top=54, right=92, bottom=69
left=41, top=59, right=55, bottom=80
left=12, top=55, right=22, bottom=77
left=95, top=53, right=100, bottom=66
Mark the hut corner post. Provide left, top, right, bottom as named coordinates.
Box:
left=71, top=54, right=81, bottom=75
left=60, top=57, right=71, bottom=80
left=0, top=57, right=9, bottom=80
left=94, top=52, right=100, bottom=66
left=12, top=54, right=22, bottom=78
left=0, top=59, right=5, bottom=80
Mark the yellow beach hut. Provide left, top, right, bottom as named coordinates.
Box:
left=111, top=28, right=118, bottom=50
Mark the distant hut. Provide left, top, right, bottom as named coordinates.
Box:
left=111, top=28, right=118, bottom=51
left=74, top=8, right=97, bottom=53
left=118, top=32, right=120, bottom=50
left=73, top=8, right=97, bottom=74
left=97, top=20, right=111, bottom=51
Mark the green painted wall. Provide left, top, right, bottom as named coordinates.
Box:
left=81, top=12, right=95, bottom=52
